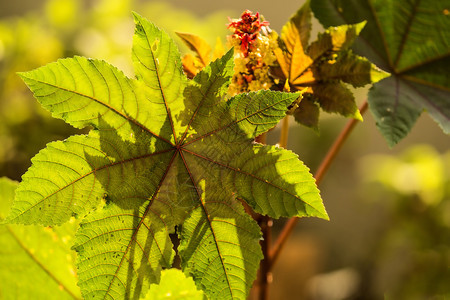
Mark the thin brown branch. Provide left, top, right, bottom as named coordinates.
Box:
left=279, top=116, right=289, bottom=148
left=255, top=132, right=267, bottom=144
left=258, top=216, right=273, bottom=300
left=268, top=101, right=369, bottom=269
left=252, top=132, right=273, bottom=300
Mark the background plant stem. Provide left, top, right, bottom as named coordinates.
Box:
left=254, top=115, right=290, bottom=299
left=279, top=116, right=289, bottom=148
left=252, top=133, right=270, bottom=300
left=258, top=215, right=272, bottom=300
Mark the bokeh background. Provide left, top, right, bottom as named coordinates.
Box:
left=0, top=0, right=449, bottom=299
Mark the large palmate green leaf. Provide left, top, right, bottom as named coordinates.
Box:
left=311, top=0, right=450, bottom=146
left=0, top=177, right=81, bottom=299
left=274, top=1, right=388, bottom=130
left=6, top=13, right=327, bottom=299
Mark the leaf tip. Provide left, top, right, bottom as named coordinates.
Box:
left=132, top=11, right=148, bottom=30
left=16, top=70, right=32, bottom=82
left=354, top=20, right=367, bottom=34
left=224, top=47, right=235, bottom=59
left=308, top=196, right=329, bottom=221
left=370, top=67, right=390, bottom=84
left=3, top=211, right=20, bottom=225
left=354, top=109, right=364, bottom=122
left=131, top=11, right=143, bottom=21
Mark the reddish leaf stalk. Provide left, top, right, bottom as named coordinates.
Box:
left=252, top=132, right=272, bottom=300
left=258, top=215, right=273, bottom=300
left=254, top=115, right=289, bottom=299
left=255, top=132, right=267, bottom=144
left=268, top=101, right=369, bottom=269
left=279, top=116, right=289, bottom=148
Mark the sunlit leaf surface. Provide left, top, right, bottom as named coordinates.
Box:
left=6, top=13, right=327, bottom=299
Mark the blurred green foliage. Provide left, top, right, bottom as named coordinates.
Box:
left=0, top=0, right=231, bottom=181
left=0, top=177, right=81, bottom=299
left=360, top=145, right=450, bottom=299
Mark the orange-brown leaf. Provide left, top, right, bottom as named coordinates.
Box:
left=176, top=32, right=211, bottom=67
left=182, top=54, right=201, bottom=79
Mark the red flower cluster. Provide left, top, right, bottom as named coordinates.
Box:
left=228, top=10, right=269, bottom=57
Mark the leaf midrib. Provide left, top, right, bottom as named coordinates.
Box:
left=403, top=78, right=450, bottom=122
left=391, top=0, right=421, bottom=70
left=5, top=226, right=80, bottom=299
left=396, top=51, right=450, bottom=74
left=139, top=19, right=180, bottom=145
left=179, top=68, right=225, bottom=145
left=11, top=148, right=174, bottom=224
left=182, top=148, right=323, bottom=216
left=320, top=0, right=389, bottom=72
left=178, top=150, right=235, bottom=299
left=20, top=75, right=174, bottom=146
left=102, top=150, right=179, bottom=299
left=288, top=37, right=313, bottom=83
left=183, top=93, right=295, bottom=146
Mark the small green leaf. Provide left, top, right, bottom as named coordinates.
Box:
left=313, top=83, right=362, bottom=121
left=317, top=51, right=389, bottom=87
left=146, top=269, right=205, bottom=300
left=276, top=2, right=382, bottom=129
left=294, top=97, right=320, bottom=130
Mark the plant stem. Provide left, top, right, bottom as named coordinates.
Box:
left=268, top=101, right=369, bottom=269
left=258, top=215, right=272, bottom=300
left=314, top=101, right=368, bottom=185
left=279, top=116, right=289, bottom=148
left=252, top=132, right=271, bottom=299
left=255, top=132, right=267, bottom=144
left=255, top=115, right=290, bottom=299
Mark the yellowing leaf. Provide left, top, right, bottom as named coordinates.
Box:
left=280, top=2, right=313, bottom=82
left=275, top=2, right=388, bottom=129
left=182, top=53, right=203, bottom=78
left=176, top=32, right=211, bottom=67
left=177, top=32, right=221, bottom=78
left=213, top=36, right=225, bottom=60
left=317, top=51, right=389, bottom=87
